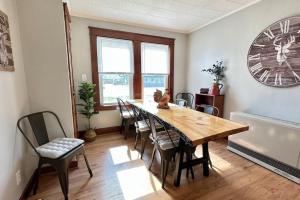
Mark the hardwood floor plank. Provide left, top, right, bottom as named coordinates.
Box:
left=27, top=132, right=300, bottom=200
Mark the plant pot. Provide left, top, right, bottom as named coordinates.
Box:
left=84, top=129, right=96, bottom=142
left=210, top=83, right=223, bottom=95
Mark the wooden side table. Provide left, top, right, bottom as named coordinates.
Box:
left=195, top=93, right=225, bottom=118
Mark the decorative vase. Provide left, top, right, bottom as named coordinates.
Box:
left=210, top=83, right=223, bottom=95
left=84, top=129, right=96, bottom=142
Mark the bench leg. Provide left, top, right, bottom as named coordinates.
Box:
left=33, top=159, right=42, bottom=195
left=120, top=118, right=124, bottom=135
left=140, top=137, right=147, bottom=159
left=83, top=152, right=93, bottom=177
left=56, top=162, right=69, bottom=200
left=134, top=131, right=140, bottom=149
left=162, top=159, right=170, bottom=189
left=124, top=119, right=129, bottom=139
left=149, top=147, right=156, bottom=170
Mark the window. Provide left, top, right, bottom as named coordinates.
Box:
left=97, top=37, right=134, bottom=105
left=89, top=27, right=174, bottom=110
left=141, top=43, right=169, bottom=101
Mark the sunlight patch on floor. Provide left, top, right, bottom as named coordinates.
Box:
left=109, top=145, right=140, bottom=165
left=195, top=148, right=233, bottom=171
left=116, top=166, right=162, bottom=200
left=210, top=152, right=233, bottom=171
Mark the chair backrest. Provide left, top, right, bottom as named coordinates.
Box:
left=117, top=98, right=133, bottom=118
left=131, top=104, right=140, bottom=123
left=17, top=111, right=67, bottom=156
left=132, top=105, right=150, bottom=130
left=196, top=104, right=219, bottom=117
left=148, top=114, right=176, bottom=147
left=175, top=92, right=194, bottom=108
left=175, top=98, right=187, bottom=107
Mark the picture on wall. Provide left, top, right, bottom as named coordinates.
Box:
left=0, top=9, right=14, bottom=72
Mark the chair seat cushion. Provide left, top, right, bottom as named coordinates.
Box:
left=135, top=120, right=164, bottom=132
left=135, top=120, right=150, bottom=132
left=122, top=110, right=134, bottom=119
left=150, top=130, right=180, bottom=150
left=36, top=138, right=84, bottom=159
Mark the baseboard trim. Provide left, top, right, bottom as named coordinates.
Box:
left=227, top=141, right=300, bottom=184
left=95, top=126, right=121, bottom=135
left=19, top=160, right=78, bottom=200
left=79, top=126, right=122, bottom=138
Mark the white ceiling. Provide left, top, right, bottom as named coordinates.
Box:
left=68, top=0, right=261, bottom=33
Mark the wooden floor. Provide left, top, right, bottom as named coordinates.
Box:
left=28, top=132, right=300, bottom=200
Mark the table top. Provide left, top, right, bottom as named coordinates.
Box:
left=128, top=99, right=249, bottom=146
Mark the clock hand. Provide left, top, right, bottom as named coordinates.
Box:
left=273, top=37, right=285, bottom=65
left=285, top=60, right=293, bottom=70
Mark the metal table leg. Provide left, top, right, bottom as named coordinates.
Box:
left=173, top=140, right=210, bottom=186
left=173, top=137, right=185, bottom=187
left=202, top=142, right=209, bottom=176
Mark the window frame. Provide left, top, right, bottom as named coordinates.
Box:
left=97, top=37, right=135, bottom=106
left=89, top=27, right=175, bottom=111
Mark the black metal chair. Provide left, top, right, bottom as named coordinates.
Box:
left=175, top=92, right=194, bottom=108
left=195, top=104, right=220, bottom=168
left=175, top=99, right=187, bottom=107
left=148, top=114, right=180, bottom=188
left=195, top=104, right=220, bottom=117
left=117, top=98, right=135, bottom=139
left=17, top=111, right=93, bottom=200
left=132, top=105, right=163, bottom=159
left=132, top=105, right=150, bottom=158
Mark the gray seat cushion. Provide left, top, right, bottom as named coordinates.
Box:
left=151, top=130, right=180, bottom=150
left=122, top=110, right=134, bottom=119
left=36, top=138, right=84, bottom=159
left=135, top=119, right=164, bottom=132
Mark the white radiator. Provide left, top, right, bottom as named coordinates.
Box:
left=228, top=112, right=300, bottom=184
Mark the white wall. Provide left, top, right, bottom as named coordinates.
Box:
left=0, top=0, right=36, bottom=199
left=71, top=17, right=187, bottom=130
left=186, top=0, right=300, bottom=123
left=17, top=0, right=74, bottom=136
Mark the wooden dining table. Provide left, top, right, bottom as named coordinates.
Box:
left=128, top=99, right=249, bottom=186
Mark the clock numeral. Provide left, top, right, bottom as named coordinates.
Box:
left=274, top=73, right=282, bottom=86
left=280, top=20, right=290, bottom=34
left=259, top=70, right=270, bottom=83
left=250, top=63, right=263, bottom=75
left=292, top=71, right=300, bottom=82
left=253, top=43, right=266, bottom=48
left=249, top=54, right=261, bottom=61
left=298, top=30, right=300, bottom=34
left=264, top=28, right=275, bottom=39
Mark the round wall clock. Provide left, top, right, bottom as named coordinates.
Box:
left=247, top=16, right=300, bottom=87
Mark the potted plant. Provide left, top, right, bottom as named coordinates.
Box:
left=202, top=61, right=225, bottom=95
left=77, top=82, right=98, bottom=142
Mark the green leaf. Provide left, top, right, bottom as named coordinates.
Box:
left=77, top=82, right=97, bottom=121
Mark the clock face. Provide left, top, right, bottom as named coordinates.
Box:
left=247, top=16, right=300, bottom=87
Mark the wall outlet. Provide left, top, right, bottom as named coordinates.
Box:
left=16, top=170, right=21, bottom=186
left=81, top=73, right=87, bottom=82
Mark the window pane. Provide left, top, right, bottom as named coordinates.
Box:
left=97, top=37, right=134, bottom=73
left=100, top=74, right=132, bottom=104
left=143, top=75, right=167, bottom=101
left=141, top=43, right=169, bottom=74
